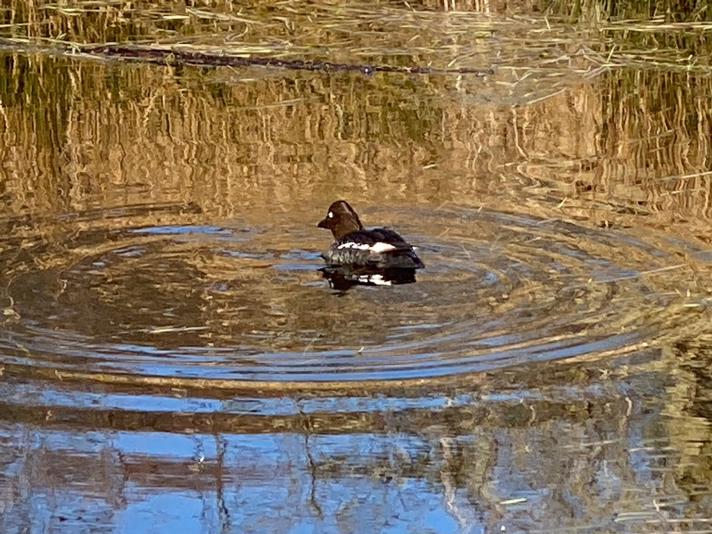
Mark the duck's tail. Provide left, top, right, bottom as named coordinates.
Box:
left=382, top=249, right=425, bottom=269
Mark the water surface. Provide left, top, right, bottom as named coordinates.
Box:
left=0, top=3, right=711, bottom=533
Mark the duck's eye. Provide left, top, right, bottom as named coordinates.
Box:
left=327, top=212, right=334, bottom=219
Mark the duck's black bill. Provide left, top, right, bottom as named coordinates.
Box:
left=317, top=218, right=328, bottom=229
left=320, top=266, right=418, bottom=291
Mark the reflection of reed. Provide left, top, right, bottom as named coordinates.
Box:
left=0, top=348, right=669, bottom=435
left=2, top=1, right=711, bottom=237
left=0, top=5, right=710, bottom=532
left=1, top=358, right=705, bottom=532
left=664, top=341, right=712, bottom=492
left=1, top=53, right=710, bottom=229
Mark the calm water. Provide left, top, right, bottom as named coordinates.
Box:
left=1, top=3, right=711, bottom=533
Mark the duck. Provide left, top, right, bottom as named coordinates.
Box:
left=317, top=200, right=424, bottom=269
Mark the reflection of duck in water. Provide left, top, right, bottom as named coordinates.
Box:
left=319, top=265, right=417, bottom=290
left=317, top=200, right=423, bottom=288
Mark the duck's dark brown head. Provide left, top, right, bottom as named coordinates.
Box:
left=317, top=200, right=363, bottom=240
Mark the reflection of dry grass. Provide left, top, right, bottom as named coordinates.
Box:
left=1, top=7, right=710, bottom=530
left=2, top=1, right=711, bottom=73
left=0, top=2, right=709, bottom=347
left=0, top=49, right=710, bottom=238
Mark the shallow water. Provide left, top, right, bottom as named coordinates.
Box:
left=1, top=3, right=711, bottom=533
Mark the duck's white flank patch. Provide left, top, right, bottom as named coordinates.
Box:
left=337, top=242, right=370, bottom=251
left=370, top=242, right=398, bottom=253
left=337, top=242, right=397, bottom=253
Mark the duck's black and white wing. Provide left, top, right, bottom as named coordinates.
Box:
left=325, top=228, right=424, bottom=269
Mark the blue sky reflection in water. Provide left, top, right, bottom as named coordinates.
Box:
left=0, top=1, right=711, bottom=532
left=0, top=355, right=694, bottom=534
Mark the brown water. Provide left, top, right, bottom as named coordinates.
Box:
left=1, top=3, right=711, bottom=533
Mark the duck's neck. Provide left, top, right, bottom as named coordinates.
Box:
left=332, top=219, right=362, bottom=240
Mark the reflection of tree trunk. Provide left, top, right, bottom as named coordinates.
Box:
left=440, top=435, right=475, bottom=531
left=214, top=433, right=232, bottom=534
left=299, top=403, right=323, bottom=518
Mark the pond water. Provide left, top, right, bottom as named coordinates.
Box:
left=1, top=3, right=711, bottom=533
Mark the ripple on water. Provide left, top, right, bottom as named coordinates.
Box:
left=0, top=203, right=698, bottom=391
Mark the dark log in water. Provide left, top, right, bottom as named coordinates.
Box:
left=86, top=44, right=495, bottom=76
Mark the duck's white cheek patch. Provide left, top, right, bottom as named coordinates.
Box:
left=337, top=242, right=396, bottom=253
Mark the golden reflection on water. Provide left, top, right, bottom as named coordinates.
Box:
left=0, top=2, right=711, bottom=532
left=0, top=50, right=709, bottom=223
